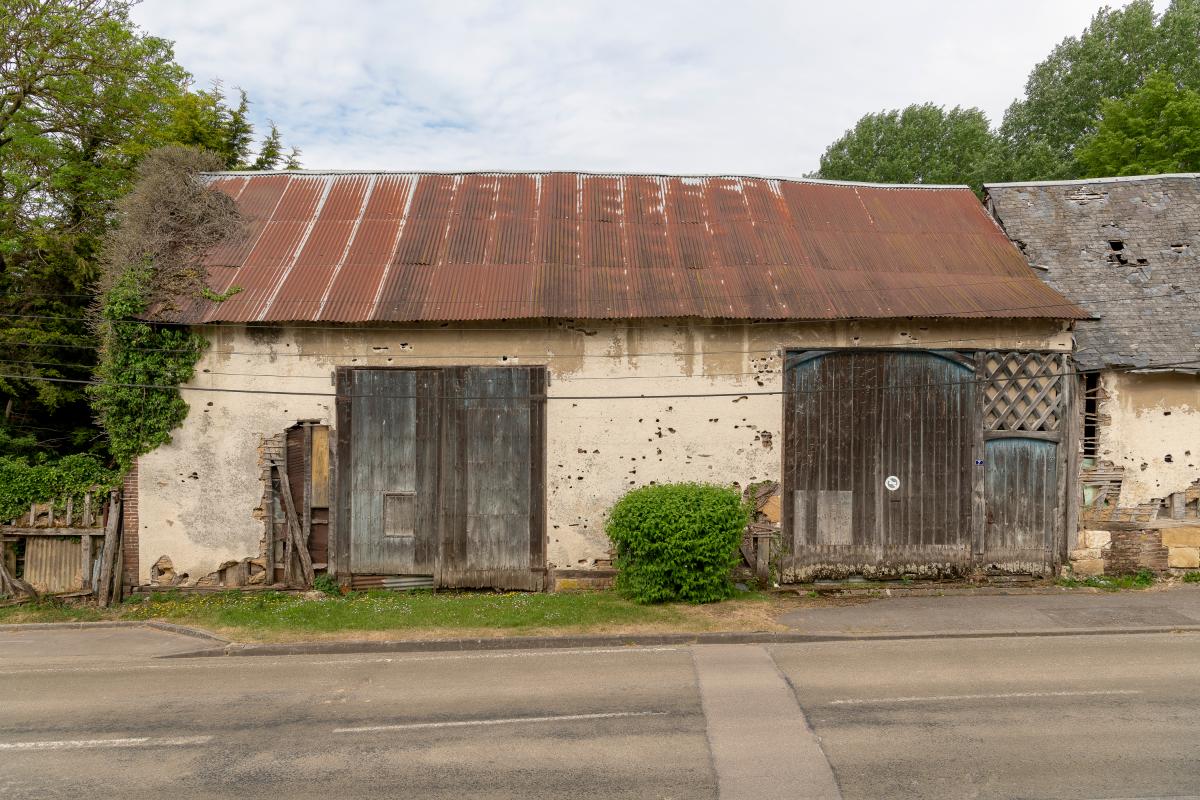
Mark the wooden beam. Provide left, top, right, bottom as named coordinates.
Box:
left=971, top=353, right=987, bottom=556
left=275, top=461, right=315, bottom=587
left=302, top=424, right=313, bottom=571
left=80, top=533, right=92, bottom=591
left=0, top=527, right=105, bottom=537
left=96, top=491, right=121, bottom=607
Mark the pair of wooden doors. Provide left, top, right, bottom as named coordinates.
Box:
left=336, top=366, right=546, bottom=590
left=782, top=350, right=1064, bottom=578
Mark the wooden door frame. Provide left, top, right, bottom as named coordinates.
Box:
left=782, top=347, right=1072, bottom=578
left=332, top=365, right=547, bottom=588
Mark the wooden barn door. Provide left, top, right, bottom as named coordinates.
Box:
left=437, top=367, right=546, bottom=591
left=783, top=351, right=976, bottom=579
left=336, top=366, right=546, bottom=590
left=344, top=369, right=441, bottom=578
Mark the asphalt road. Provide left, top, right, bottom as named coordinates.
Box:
left=2, top=628, right=1199, bottom=799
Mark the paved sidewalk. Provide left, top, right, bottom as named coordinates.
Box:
left=778, top=584, right=1200, bottom=635
left=0, top=624, right=210, bottom=668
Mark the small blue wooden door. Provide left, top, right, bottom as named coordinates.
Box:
left=983, top=436, right=1058, bottom=570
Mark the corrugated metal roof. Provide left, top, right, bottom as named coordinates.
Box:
left=176, top=171, right=1087, bottom=323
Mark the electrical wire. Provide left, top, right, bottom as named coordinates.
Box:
left=1, top=358, right=1196, bottom=402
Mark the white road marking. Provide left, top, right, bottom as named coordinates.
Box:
left=0, top=735, right=212, bottom=751
left=828, top=689, right=1143, bottom=705
left=334, top=710, right=667, bottom=733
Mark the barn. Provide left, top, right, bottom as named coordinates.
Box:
left=124, top=171, right=1086, bottom=591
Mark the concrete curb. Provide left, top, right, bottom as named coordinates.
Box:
left=159, top=624, right=1200, bottom=659
left=0, top=620, right=229, bottom=645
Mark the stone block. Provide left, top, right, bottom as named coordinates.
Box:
left=1160, top=527, right=1200, bottom=548
left=1080, top=529, right=1112, bottom=549
left=1167, top=547, right=1200, bottom=569
left=1070, top=547, right=1102, bottom=561
left=1072, top=558, right=1105, bottom=576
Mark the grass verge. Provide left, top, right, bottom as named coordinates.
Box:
left=1056, top=569, right=1156, bottom=591
left=0, top=588, right=803, bottom=642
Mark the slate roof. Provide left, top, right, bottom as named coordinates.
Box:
left=986, top=174, right=1200, bottom=372
left=169, top=171, right=1084, bottom=324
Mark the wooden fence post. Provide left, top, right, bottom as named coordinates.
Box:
left=97, top=490, right=122, bottom=607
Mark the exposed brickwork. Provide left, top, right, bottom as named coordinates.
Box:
left=1104, top=529, right=1168, bottom=575
left=122, top=462, right=139, bottom=588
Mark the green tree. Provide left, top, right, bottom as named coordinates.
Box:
left=1077, top=72, right=1200, bottom=176
left=999, top=0, right=1200, bottom=181
left=0, top=0, right=298, bottom=461
left=0, top=0, right=186, bottom=456
left=251, top=122, right=284, bottom=170
left=816, top=103, right=1000, bottom=191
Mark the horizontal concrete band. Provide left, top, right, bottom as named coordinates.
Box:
left=0, top=620, right=228, bottom=644
left=155, top=625, right=1200, bottom=659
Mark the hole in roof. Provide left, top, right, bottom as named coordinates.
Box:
left=1108, top=240, right=1124, bottom=251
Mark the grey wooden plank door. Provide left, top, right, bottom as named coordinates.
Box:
left=346, top=369, right=440, bottom=575
left=982, top=436, right=1057, bottom=570
left=783, top=351, right=976, bottom=578
left=438, top=367, right=545, bottom=591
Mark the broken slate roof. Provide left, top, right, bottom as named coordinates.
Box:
left=986, top=174, right=1200, bottom=372
left=167, top=170, right=1085, bottom=324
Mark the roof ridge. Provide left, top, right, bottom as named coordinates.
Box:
left=200, top=169, right=972, bottom=191
left=985, top=173, right=1200, bottom=189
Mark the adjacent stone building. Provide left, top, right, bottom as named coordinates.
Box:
left=987, top=174, right=1200, bottom=576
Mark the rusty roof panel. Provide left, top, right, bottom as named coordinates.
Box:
left=182, top=171, right=1088, bottom=323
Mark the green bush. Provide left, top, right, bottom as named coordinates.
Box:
left=0, top=454, right=118, bottom=521
left=606, top=483, right=750, bottom=604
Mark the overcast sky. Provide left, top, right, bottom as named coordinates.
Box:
left=132, top=1, right=1165, bottom=175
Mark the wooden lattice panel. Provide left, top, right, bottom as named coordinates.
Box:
left=981, top=352, right=1066, bottom=432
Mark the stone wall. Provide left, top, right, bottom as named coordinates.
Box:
left=133, top=317, right=1071, bottom=585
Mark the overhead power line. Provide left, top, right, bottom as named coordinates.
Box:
left=1, top=358, right=1196, bottom=403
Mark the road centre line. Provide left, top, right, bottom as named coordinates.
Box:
left=827, top=689, right=1143, bottom=705
left=0, top=735, right=212, bottom=751
left=334, top=710, right=667, bottom=733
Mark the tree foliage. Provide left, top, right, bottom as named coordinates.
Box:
left=999, top=0, right=1200, bottom=181
left=815, top=0, right=1200, bottom=186
left=0, top=0, right=298, bottom=463
left=816, top=104, right=1000, bottom=191
left=1077, top=72, right=1200, bottom=176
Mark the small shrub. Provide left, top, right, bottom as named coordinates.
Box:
left=313, top=573, right=341, bottom=597
left=1182, top=571, right=1200, bottom=584
left=606, top=483, right=750, bottom=604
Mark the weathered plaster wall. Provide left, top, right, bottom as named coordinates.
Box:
left=1098, top=371, right=1200, bottom=506
left=135, top=318, right=1071, bottom=584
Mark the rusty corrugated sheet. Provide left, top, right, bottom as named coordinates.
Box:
left=24, top=537, right=82, bottom=593
left=175, top=171, right=1087, bottom=323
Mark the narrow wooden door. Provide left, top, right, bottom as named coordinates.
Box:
left=983, top=436, right=1058, bottom=571
left=438, top=367, right=545, bottom=591
left=346, top=369, right=440, bottom=575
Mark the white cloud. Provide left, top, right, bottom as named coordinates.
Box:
left=132, top=0, right=1165, bottom=174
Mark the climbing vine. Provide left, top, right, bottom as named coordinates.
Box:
left=87, top=146, right=245, bottom=470
left=88, top=264, right=209, bottom=470
left=0, top=454, right=118, bottom=522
